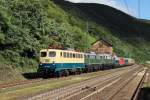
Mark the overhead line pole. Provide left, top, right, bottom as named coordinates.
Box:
left=86, top=19, right=89, bottom=52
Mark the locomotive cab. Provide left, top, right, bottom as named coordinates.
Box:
left=39, top=50, right=57, bottom=74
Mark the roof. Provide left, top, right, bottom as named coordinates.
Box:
left=92, top=38, right=113, bottom=47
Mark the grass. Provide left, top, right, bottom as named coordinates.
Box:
left=0, top=70, right=112, bottom=100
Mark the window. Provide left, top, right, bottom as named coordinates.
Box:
left=103, top=56, right=105, bottom=59
left=67, top=53, right=70, bottom=58
left=60, top=52, right=62, bottom=57
left=70, top=53, right=72, bottom=58
left=41, top=52, right=47, bottom=57
left=73, top=53, right=75, bottom=58
left=78, top=54, right=80, bottom=58
left=81, top=54, right=83, bottom=58
left=76, top=54, right=78, bottom=58
left=63, top=52, right=67, bottom=58
left=49, top=51, right=56, bottom=57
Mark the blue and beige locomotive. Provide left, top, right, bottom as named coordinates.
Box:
left=38, top=49, right=134, bottom=77
left=38, top=49, right=85, bottom=76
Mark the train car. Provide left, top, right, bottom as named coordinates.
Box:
left=84, top=53, right=113, bottom=71
left=118, top=57, right=125, bottom=66
left=127, top=58, right=135, bottom=65
left=38, top=49, right=85, bottom=76
left=84, top=52, right=101, bottom=72
left=112, top=56, right=120, bottom=67
left=125, top=58, right=135, bottom=66
left=125, top=58, right=129, bottom=65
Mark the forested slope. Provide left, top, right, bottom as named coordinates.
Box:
left=0, top=0, right=149, bottom=82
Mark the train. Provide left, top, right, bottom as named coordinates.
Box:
left=38, top=49, right=135, bottom=77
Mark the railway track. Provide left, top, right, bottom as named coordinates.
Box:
left=66, top=66, right=144, bottom=100
left=25, top=65, right=140, bottom=100
left=0, top=79, right=43, bottom=90
left=0, top=65, right=135, bottom=90
left=80, top=67, right=147, bottom=100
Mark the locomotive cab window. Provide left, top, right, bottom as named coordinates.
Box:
left=49, top=51, right=56, bottom=57
left=41, top=52, right=47, bottom=57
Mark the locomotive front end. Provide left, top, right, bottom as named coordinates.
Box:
left=38, top=49, right=57, bottom=75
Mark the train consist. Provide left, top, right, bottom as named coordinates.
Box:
left=38, top=49, right=135, bottom=77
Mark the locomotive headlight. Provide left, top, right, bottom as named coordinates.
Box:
left=39, top=62, right=42, bottom=66
left=53, top=61, right=55, bottom=65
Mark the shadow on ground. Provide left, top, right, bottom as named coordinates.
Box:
left=22, top=72, right=41, bottom=79
left=137, top=87, right=150, bottom=100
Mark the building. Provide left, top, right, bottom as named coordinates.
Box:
left=90, top=38, right=113, bottom=55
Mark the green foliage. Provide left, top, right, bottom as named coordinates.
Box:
left=0, top=0, right=95, bottom=72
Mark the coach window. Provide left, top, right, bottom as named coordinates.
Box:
left=49, top=51, right=56, bottom=57
left=70, top=53, right=72, bottom=58
left=81, top=54, right=83, bottom=58
left=67, top=52, right=70, bottom=58
left=102, top=56, right=104, bottom=59
left=75, top=54, right=77, bottom=58
left=73, top=53, right=75, bottom=58
left=63, top=52, right=67, bottom=58
left=60, top=52, right=62, bottom=57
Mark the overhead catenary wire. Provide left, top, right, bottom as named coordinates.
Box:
left=138, top=0, right=141, bottom=18
left=122, top=0, right=130, bottom=14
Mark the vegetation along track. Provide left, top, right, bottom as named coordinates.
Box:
left=25, top=65, right=140, bottom=100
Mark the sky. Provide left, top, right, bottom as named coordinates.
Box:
left=66, top=0, right=150, bottom=20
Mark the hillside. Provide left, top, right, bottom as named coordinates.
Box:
left=53, top=0, right=150, bottom=61
left=0, top=0, right=150, bottom=82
